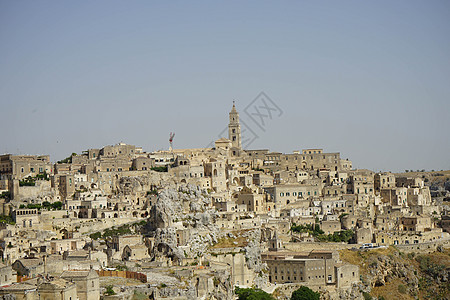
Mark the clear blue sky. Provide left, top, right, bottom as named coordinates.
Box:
left=1, top=1, right=449, bottom=172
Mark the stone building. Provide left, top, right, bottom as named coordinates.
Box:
left=347, top=170, right=374, bottom=195
left=60, top=269, right=99, bottom=300
left=13, top=209, right=40, bottom=229
left=59, top=175, right=75, bottom=200
left=38, top=278, right=77, bottom=300
left=0, top=154, right=51, bottom=180
left=374, top=172, right=396, bottom=192
left=12, top=258, right=44, bottom=277
left=228, top=102, right=242, bottom=155
left=262, top=250, right=359, bottom=288
left=0, top=282, right=39, bottom=300
left=204, top=159, right=227, bottom=192
left=110, top=235, right=142, bottom=254
left=264, top=184, right=323, bottom=209
left=0, top=263, right=14, bottom=287
left=237, top=188, right=266, bottom=213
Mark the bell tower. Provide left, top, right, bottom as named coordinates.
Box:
left=228, top=101, right=242, bottom=149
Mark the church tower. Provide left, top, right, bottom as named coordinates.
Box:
left=228, top=101, right=242, bottom=149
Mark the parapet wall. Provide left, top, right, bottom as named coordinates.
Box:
left=284, top=242, right=355, bottom=252
left=396, top=237, right=450, bottom=253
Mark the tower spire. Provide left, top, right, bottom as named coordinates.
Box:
left=231, top=100, right=237, bottom=113
left=228, top=101, right=241, bottom=150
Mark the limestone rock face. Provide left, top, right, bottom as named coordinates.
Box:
left=243, top=229, right=269, bottom=288
left=153, top=227, right=184, bottom=261
left=150, top=184, right=221, bottom=261
left=367, top=253, right=418, bottom=291
left=118, top=176, right=147, bottom=194
left=354, top=251, right=421, bottom=298
left=337, top=283, right=366, bottom=300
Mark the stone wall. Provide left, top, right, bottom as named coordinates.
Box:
left=396, top=237, right=450, bottom=253
left=17, top=180, right=53, bottom=200
left=284, top=242, right=355, bottom=252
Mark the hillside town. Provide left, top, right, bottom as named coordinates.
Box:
left=0, top=104, right=449, bottom=300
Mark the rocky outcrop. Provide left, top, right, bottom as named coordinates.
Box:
left=150, top=184, right=221, bottom=264
left=365, top=252, right=419, bottom=295
left=243, top=229, right=269, bottom=288
left=152, top=227, right=185, bottom=262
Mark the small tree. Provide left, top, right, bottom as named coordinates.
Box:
left=291, top=286, right=320, bottom=300
left=235, top=287, right=274, bottom=300
left=104, top=285, right=115, bottom=295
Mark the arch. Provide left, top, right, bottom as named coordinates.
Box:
left=73, top=212, right=77, bottom=218
left=132, top=211, right=138, bottom=217
left=101, top=212, right=105, bottom=218
left=114, top=213, right=118, bottom=218
left=213, top=169, right=218, bottom=176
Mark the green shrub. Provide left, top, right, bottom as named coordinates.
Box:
left=362, top=292, right=372, bottom=300
left=89, top=232, right=102, bottom=240
left=398, top=284, right=407, bottom=294
left=235, top=287, right=274, bottom=300
left=0, top=191, right=11, bottom=200
left=0, top=215, right=15, bottom=225
left=105, top=285, right=115, bottom=295
left=19, top=177, right=35, bottom=186
left=151, top=166, right=168, bottom=172
left=291, top=286, right=320, bottom=300
left=57, top=153, right=77, bottom=164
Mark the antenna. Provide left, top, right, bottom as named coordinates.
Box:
left=169, top=132, right=175, bottom=151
